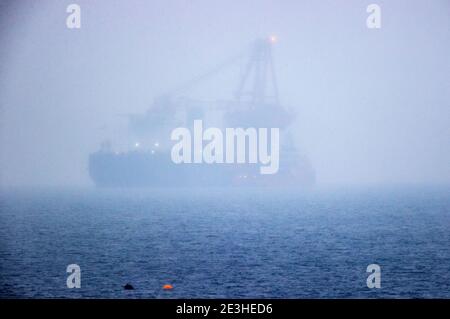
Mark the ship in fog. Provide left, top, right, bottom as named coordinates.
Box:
left=89, top=37, right=315, bottom=188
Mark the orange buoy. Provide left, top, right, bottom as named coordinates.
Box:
left=163, top=284, right=173, bottom=290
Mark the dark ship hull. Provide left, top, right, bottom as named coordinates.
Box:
left=89, top=150, right=315, bottom=188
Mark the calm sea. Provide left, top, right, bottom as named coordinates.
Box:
left=0, top=187, right=449, bottom=298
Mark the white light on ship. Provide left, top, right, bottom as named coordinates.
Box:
left=154, top=142, right=159, bottom=147
left=134, top=142, right=140, bottom=148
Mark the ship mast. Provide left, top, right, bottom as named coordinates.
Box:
left=235, top=36, right=279, bottom=106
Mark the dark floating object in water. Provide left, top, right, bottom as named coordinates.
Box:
left=123, top=283, right=134, bottom=290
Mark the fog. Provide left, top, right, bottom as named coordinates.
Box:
left=1, top=0, right=449, bottom=188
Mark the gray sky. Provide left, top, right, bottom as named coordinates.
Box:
left=1, top=0, right=449, bottom=187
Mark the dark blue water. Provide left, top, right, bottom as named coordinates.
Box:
left=0, top=187, right=449, bottom=298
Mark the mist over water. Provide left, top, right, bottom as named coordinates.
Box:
left=0, top=0, right=449, bottom=188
